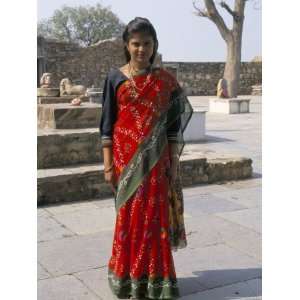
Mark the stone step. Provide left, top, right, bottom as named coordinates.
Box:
left=37, top=156, right=252, bottom=205
left=37, top=103, right=101, bottom=129
left=38, top=95, right=90, bottom=104
left=38, top=128, right=102, bottom=169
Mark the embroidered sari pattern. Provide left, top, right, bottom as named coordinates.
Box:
left=107, top=68, right=187, bottom=299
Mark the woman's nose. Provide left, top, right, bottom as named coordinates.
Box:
left=138, top=45, right=145, bottom=52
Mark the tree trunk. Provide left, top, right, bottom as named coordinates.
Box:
left=194, top=0, right=246, bottom=98
left=223, top=34, right=242, bottom=98
left=223, top=0, right=245, bottom=98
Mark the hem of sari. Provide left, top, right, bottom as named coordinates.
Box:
left=108, top=267, right=180, bottom=299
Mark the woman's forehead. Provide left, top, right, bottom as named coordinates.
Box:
left=129, top=32, right=153, bottom=42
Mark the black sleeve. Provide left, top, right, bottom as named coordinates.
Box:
left=99, top=72, right=117, bottom=147
left=167, top=88, right=182, bottom=143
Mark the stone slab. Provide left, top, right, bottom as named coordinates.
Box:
left=213, top=186, right=262, bottom=208
left=184, top=193, right=247, bottom=216
left=38, top=262, right=51, bottom=280
left=37, top=103, right=101, bottom=129
left=37, top=88, right=60, bottom=97
left=50, top=206, right=116, bottom=235
left=183, top=109, right=207, bottom=141
left=215, top=207, right=261, bottom=233
left=173, top=243, right=261, bottom=289
left=184, top=214, right=261, bottom=260
left=209, top=97, right=251, bottom=114
left=38, top=231, right=113, bottom=276
left=74, top=267, right=113, bottom=300
left=38, top=214, right=75, bottom=242
left=45, top=201, right=101, bottom=215
left=38, top=274, right=101, bottom=300
left=180, top=278, right=261, bottom=300
left=38, top=128, right=102, bottom=168
left=38, top=95, right=89, bottom=104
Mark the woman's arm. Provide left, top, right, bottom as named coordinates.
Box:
left=103, top=145, right=114, bottom=169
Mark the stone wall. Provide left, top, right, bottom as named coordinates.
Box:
left=163, top=61, right=262, bottom=95
left=39, top=36, right=162, bottom=89
left=38, top=37, right=261, bottom=95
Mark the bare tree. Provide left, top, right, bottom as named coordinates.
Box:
left=193, top=0, right=255, bottom=97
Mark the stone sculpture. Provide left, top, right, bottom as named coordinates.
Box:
left=217, top=78, right=229, bottom=98
left=40, top=73, right=54, bottom=88
left=59, top=78, right=87, bottom=106
left=59, top=78, right=87, bottom=96
left=38, top=73, right=60, bottom=97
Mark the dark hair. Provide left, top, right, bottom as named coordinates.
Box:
left=122, top=17, right=158, bottom=65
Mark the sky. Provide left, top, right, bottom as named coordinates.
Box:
left=37, top=0, right=261, bottom=62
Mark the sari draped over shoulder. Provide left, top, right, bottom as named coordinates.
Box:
left=99, top=67, right=193, bottom=299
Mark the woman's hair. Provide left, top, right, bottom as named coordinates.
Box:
left=122, top=17, right=159, bottom=65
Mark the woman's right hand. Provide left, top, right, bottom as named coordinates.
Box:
left=104, top=169, right=117, bottom=195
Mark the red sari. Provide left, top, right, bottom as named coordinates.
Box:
left=107, top=68, right=191, bottom=299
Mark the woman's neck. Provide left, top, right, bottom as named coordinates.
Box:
left=129, top=61, right=151, bottom=71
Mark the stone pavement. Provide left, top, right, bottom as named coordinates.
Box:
left=38, top=96, right=262, bottom=299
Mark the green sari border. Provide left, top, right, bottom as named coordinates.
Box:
left=108, top=267, right=180, bottom=299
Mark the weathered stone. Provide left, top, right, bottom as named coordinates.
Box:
left=86, top=88, right=103, bottom=104
left=184, top=109, right=207, bottom=141
left=37, top=156, right=252, bottom=205
left=59, top=78, right=86, bottom=96
left=37, top=128, right=102, bottom=168
left=37, top=103, right=101, bottom=129
left=163, top=61, right=261, bottom=96
left=38, top=275, right=101, bottom=300
left=38, top=95, right=89, bottom=104
left=209, top=97, right=251, bottom=114
left=38, top=231, right=113, bottom=276
left=37, top=88, right=60, bottom=97
left=40, top=72, right=54, bottom=88
left=251, top=84, right=262, bottom=95
left=38, top=37, right=261, bottom=95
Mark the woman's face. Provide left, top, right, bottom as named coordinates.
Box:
left=126, top=32, right=155, bottom=65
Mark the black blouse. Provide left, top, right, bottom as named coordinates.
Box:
left=99, top=68, right=181, bottom=147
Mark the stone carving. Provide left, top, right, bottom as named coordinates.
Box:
left=38, top=73, right=60, bottom=97
left=59, top=78, right=86, bottom=96
left=40, top=73, right=54, bottom=88
left=217, top=78, right=229, bottom=98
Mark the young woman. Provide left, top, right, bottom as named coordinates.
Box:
left=100, top=17, right=193, bottom=299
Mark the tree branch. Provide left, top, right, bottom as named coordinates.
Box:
left=192, top=1, right=209, bottom=17
left=219, top=1, right=240, bottom=22
left=203, top=0, right=231, bottom=41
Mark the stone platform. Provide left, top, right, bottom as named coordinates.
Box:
left=37, top=154, right=252, bottom=205
left=209, top=97, right=251, bottom=114
left=38, top=95, right=89, bottom=104
left=37, top=103, right=101, bottom=129
left=38, top=128, right=102, bottom=169
left=184, top=108, right=207, bottom=141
